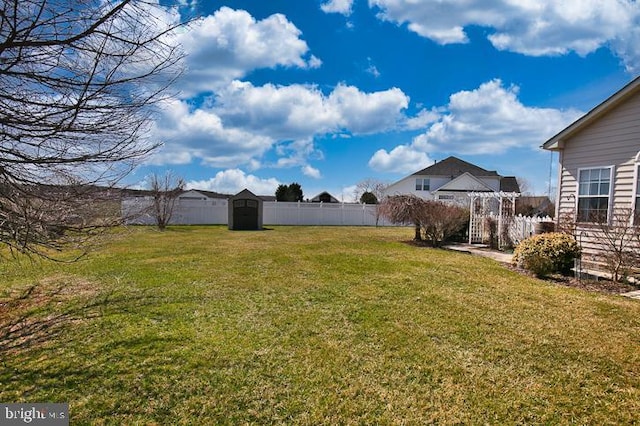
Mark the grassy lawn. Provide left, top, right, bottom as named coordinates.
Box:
left=1, top=225, right=639, bottom=424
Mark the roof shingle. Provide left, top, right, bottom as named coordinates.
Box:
left=413, top=156, right=499, bottom=178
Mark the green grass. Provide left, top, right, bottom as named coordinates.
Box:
left=1, top=226, right=639, bottom=424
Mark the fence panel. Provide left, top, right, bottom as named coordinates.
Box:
left=469, top=213, right=554, bottom=246
left=124, top=199, right=396, bottom=226
left=508, top=215, right=554, bottom=244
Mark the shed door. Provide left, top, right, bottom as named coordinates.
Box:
left=233, top=199, right=258, bottom=230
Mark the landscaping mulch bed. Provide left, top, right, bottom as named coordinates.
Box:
left=504, top=264, right=639, bottom=295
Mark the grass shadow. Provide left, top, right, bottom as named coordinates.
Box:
left=0, top=280, right=164, bottom=355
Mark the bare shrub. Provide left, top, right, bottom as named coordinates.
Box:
left=379, top=195, right=468, bottom=246
left=148, top=171, right=185, bottom=231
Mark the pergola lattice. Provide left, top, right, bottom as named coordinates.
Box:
left=468, top=192, right=520, bottom=249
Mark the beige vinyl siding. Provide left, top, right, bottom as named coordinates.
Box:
left=556, top=89, right=640, bottom=270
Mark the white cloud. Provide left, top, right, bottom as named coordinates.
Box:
left=403, top=108, right=440, bottom=130
left=369, top=79, right=582, bottom=173
left=341, top=185, right=358, bottom=202
left=175, top=7, right=320, bottom=95
left=216, top=81, right=408, bottom=138
left=151, top=82, right=410, bottom=170
left=369, top=0, right=640, bottom=70
left=368, top=145, right=433, bottom=174
left=186, top=169, right=280, bottom=195
left=302, top=165, right=322, bottom=179
left=367, top=65, right=381, bottom=78
left=328, top=84, right=409, bottom=134
left=215, top=81, right=340, bottom=140
left=321, top=0, right=354, bottom=15
left=413, top=79, right=583, bottom=154
left=177, top=0, right=197, bottom=11
left=610, top=26, right=640, bottom=72
left=150, top=98, right=275, bottom=168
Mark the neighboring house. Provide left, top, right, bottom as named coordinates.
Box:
left=176, top=189, right=229, bottom=206
left=542, top=75, right=640, bottom=271
left=383, top=156, right=520, bottom=204
left=310, top=191, right=340, bottom=203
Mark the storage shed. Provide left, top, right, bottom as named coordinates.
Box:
left=228, top=189, right=263, bottom=230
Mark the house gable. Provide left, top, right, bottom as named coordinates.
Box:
left=433, top=172, right=494, bottom=193
left=383, top=156, right=515, bottom=200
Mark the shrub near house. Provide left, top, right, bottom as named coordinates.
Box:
left=513, top=233, right=581, bottom=277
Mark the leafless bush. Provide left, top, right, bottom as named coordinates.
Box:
left=148, top=171, right=185, bottom=231
left=379, top=195, right=468, bottom=246
left=559, top=208, right=640, bottom=282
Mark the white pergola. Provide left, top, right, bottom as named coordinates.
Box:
left=468, top=191, right=520, bottom=248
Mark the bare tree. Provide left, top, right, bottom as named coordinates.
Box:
left=353, top=178, right=387, bottom=203
left=148, top=171, right=185, bottom=231
left=590, top=208, right=640, bottom=282
left=354, top=178, right=387, bottom=226
left=0, top=0, right=184, bottom=256
left=379, top=195, right=425, bottom=240
left=516, top=177, right=532, bottom=196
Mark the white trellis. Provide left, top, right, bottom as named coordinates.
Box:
left=468, top=192, right=520, bottom=249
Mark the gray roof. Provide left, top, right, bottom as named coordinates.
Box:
left=414, top=156, right=499, bottom=178
left=499, top=176, right=520, bottom=193
left=191, top=189, right=231, bottom=199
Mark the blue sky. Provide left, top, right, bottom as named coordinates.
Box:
left=131, top=0, right=640, bottom=200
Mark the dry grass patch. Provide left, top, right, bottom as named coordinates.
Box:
left=0, top=275, right=103, bottom=353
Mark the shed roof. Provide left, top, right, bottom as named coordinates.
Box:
left=230, top=188, right=262, bottom=201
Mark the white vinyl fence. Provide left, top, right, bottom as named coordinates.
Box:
left=122, top=198, right=395, bottom=226
left=469, top=213, right=554, bottom=247
left=508, top=214, right=555, bottom=244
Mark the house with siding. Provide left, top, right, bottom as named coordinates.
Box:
left=542, top=75, right=640, bottom=272
left=383, top=156, right=520, bottom=204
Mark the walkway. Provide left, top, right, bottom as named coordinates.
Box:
left=623, top=290, right=640, bottom=300
left=443, top=243, right=513, bottom=263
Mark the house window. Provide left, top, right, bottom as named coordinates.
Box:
left=415, top=178, right=430, bottom=191
left=577, top=167, right=612, bottom=222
